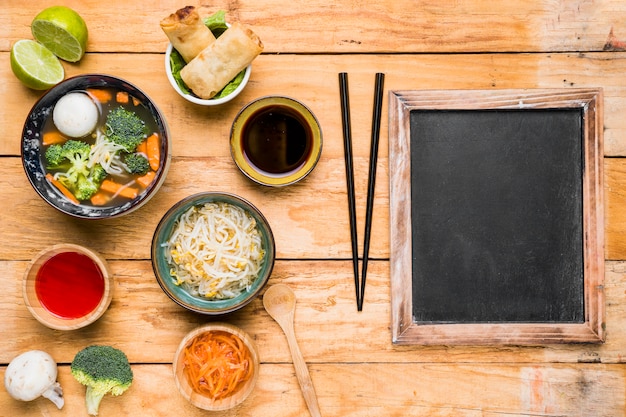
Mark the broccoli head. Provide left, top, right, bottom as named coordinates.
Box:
left=71, top=345, right=133, bottom=416
left=46, top=140, right=91, bottom=178
left=124, top=153, right=150, bottom=175
left=44, top=143, right=67, bottom=167
left=45, top=140, right=106, bottom=201
left=74, top=164, right=108, bottom=201
left=105, top=107, right=147, bottom=152
left=90, top=163, right=108, bottom=184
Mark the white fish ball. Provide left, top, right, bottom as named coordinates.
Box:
left=52, top=92, right=99, bottom=138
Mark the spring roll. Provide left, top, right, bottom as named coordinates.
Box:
left=160, top=6, right=216, bottom=63
left=181, top=22, right=263, bottom=99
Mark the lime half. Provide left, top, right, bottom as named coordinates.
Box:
left=31, top=6, right=88, bottom=62
left=10, top=40, right=64, bottom=90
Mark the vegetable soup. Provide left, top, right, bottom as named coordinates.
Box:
left=41, top=86, right=162, bottom=208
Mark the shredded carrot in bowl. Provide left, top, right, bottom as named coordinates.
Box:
left=183, top=330, right=253, bottom=400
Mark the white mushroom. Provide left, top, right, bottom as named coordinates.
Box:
left=4, top=350, right=64, bottom=409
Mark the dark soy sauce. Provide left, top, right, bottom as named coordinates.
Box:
left=241, top=105, right=312, bottom=175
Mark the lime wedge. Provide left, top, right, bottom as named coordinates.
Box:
left=31, top=6, right=88, bottom=63
left=10, top=40, right=64, bottom=90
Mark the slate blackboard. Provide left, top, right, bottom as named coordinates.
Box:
left=389, top=89, right=605, bottom=345
left=410, top=109, right=584, bottom=324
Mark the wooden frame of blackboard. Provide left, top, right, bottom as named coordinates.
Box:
left=389, top=89, right=604, bottom=345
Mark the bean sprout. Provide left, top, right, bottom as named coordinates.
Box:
left=88, top=129, right=128, bottom=175
left=164, top=202, right=265, bottom=299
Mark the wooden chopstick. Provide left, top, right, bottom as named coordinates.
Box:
left=359, top=72, right=385, bottom=311
left=339, top=72, right=360, bottom=310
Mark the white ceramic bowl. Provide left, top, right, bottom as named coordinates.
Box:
left=164, top=43, right=251, bottom=106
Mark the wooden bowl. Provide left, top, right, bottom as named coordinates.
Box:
left=173, top=323, right=260, bottom=411
left=23, top=244, right=113, bottom=330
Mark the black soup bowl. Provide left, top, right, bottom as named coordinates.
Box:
left=21, top=74, right=172, bottom=219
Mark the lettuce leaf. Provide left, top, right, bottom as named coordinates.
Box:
left=204, top=10, right=228, bottom=35
left=169, top=48, right=191, bottom=95
left=213, top=69, right=246, bottom=99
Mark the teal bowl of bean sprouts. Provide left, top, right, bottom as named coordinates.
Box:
left=151, top=192, right=275, bottom=315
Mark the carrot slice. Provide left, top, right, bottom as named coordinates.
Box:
left=136, top=171, right=156, bottom=188
left=116, top=91, right=129, bottom=104
left=90, top=190, right=112, bottom=206
left=42, top=131, right=67, bottom=146
left=45, top=173, right=79, bottom=205
left=146, top=133, right=160, bottom=171
left=100, top=179, right=138, bottom=199
left=136, top=139, right=147, bottom=156
left=86, top=88, right=113, bottom=103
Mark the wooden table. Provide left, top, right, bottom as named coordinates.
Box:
left=2, top=1, right=626, bottom=415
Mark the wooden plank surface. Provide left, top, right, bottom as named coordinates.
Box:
left=3, top=53, right=626, bottom=260
left=2, top=0, right=626, bottom=416
left=4, top=53, right=626, bottom=158
left=3, top=259, right=626, bottom=365
left=2, top=0, right=626, bottom=54
left=2, top=260, right=626, bottom=415
left=1, top=363, right=625, bottom=417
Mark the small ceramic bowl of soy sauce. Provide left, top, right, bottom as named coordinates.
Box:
left=23, top=243, right=113, bottom=331
left=230, top=96, right=323, bottom=187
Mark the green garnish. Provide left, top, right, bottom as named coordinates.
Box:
left=213, top=69, right=246, bottom=99
left=170, top=10, right=245, bottom=100
left=204, top=10, right=228, bottom=35
left=169, top=49, right=190, bottom=94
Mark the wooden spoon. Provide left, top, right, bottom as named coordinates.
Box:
left=263, top=284, right=322, bottom=417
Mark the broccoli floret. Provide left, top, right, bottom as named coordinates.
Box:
left=90, top=164, right=108, bottom=184
left=44, top=140, right=106, bottom=201
left=124, top=153, right=150, bottom=175
left=105, top=107, right=147, bottom=152
left=45, top=144, right=66, bottom=167
left=45, top=140, right=91, bottom=177
left=75, top=164, right=107, bottom=201
left=71, top=345, right=133, bottom=416
left=74, top=179, right=99, bottom=201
